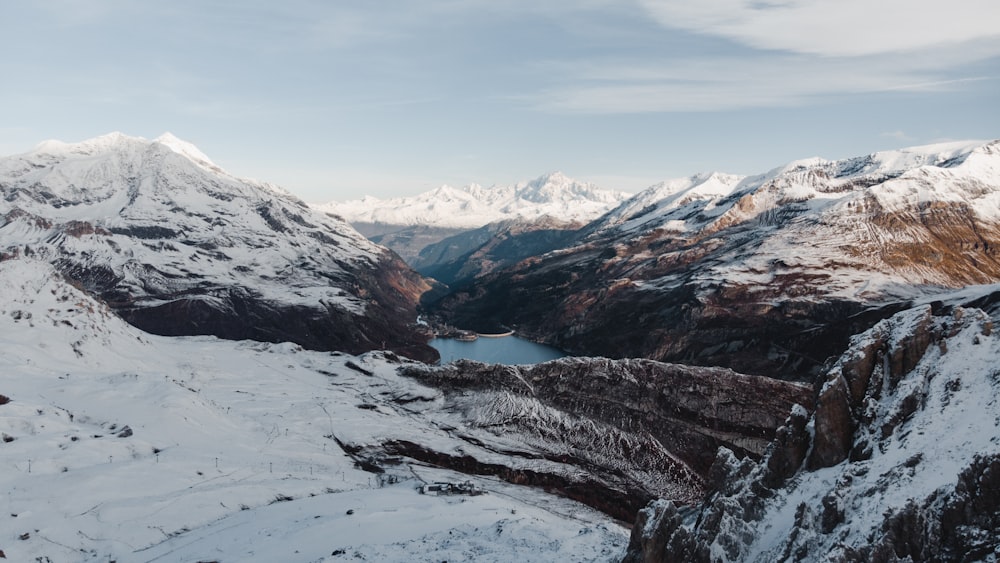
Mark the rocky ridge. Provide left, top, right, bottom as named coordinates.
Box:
left=395, top=357, right=811, bottom=520
left=413, top=215, right=584, bottom=286
left=623, top=302, right=1000, bottom=562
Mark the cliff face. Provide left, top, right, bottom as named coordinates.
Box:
left=398, top=357, right=811, bottom=519
left=429, top=141, right=1000, bottom=380
left=623, top=304, right=1000, bottom=562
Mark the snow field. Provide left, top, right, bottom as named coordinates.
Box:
left=0, top=259, right=627, bottom=562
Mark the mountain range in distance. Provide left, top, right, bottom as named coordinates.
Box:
left=313, top=171, right=632, bottom=264
left=5, top=130, right=998, bottom=376
left=314, top=171, right=632, bottom=230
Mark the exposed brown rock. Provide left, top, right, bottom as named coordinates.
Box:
left=404, top=358, right=812, bottom=475
left=399, top=357, right=811, bottom=520
left=807, top=374, right=855, bottom=470
left=808, top=307, right=940, bottom=469
left=63, top=220, right=111, bottom=238
left=761, top=406, right=811, bottom=489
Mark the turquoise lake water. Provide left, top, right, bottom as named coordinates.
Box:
left=429, top=335, right=566, bottom=365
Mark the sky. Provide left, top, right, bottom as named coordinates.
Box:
left=1, top=1, right=998, bottom=202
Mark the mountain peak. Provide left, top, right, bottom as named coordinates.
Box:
left=315, top=173, right=633, bottom=229
left=537, top=171, right=571, bottom=184
left=33, top=131, right=141, bottom=156
left=28, top=132, right=216, bottom=168
left=32, top=131, right=217, bottom=168
left=89, top=131, right=133, bottom=145
left=153, top=132, right=216, bottom=166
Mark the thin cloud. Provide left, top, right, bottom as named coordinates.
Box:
left=529, top=50, right=984, bottom=113
left=521, top=0, right=1000, bottom=115
left=878, top=76, right=995, bottom=92
left=880, top=131, right=913, bottom=142
left=637, top=0, right=1000, bottom=57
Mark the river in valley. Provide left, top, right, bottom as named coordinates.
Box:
left=429, top=335, right=567, bottom=365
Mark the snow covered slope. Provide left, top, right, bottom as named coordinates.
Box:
left=0, top=133, right=435, bottom=360
left=0, top=258, right=627, bottom=562
left=624, top=300, right=1000, bottom=562
left=315, top=172, right=631, bottom=230
left=432, top=140, right=1000, bottom=378
left=590, top=139, right=1000, bottom=295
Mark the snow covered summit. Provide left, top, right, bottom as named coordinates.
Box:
left=0, top=132, right=435, bottom=360
left=314, top=171, right=632, bottom=230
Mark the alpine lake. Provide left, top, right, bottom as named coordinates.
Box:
left=429, top=334, right=566, bottom=365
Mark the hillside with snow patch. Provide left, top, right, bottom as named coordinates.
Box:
left=0, top=133, right=435, bottom=360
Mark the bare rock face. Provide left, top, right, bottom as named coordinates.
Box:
left=623, top=305, right=1000, bottom=562
left=807, top=308, right=937, bottom=470
left=399, top=357, right=811, bottom=519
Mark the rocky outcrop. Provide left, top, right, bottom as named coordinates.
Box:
left=807, top=306, right=937, bottom=470
left=623, top=305, right=1000, bottom=562
left=399, top=357, right=812, bottom=518
left=382, top=439, right=652, bottom=523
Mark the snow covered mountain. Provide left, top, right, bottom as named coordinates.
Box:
left=0, top=257, right=812, bottom=561
left=589, top=140, right=1000, bottom=294
left=0, top=133, right=435, bottom=360
left=0, top=258, right=629, bottom=562
left=624, top=299, right=1000, bottom=561
left=6, top=257, right=993, bottom=561
left=314, top=172, right=631, bottom=230
left=430, top=140, right=1000, bottom=378
left=316, top=172, right=631, bottom=273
